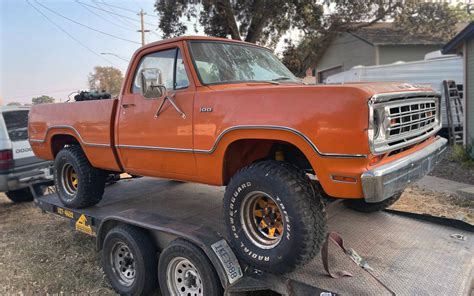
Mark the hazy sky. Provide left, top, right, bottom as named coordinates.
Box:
left=0, top=0, right=172, bottom=105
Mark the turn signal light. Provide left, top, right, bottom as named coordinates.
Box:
left=332, top=175, right=357, bottom=183
left=369, top=155, right=383, bottom=166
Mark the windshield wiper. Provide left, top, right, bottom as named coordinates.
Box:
left=272, top=77, right=292, bottom=82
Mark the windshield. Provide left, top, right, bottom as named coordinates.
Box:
left=189, top=41, right=300, bottom=85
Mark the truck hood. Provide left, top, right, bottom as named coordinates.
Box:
left=205, top=81, right=436, bottom=100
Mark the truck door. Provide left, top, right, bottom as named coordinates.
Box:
left=116, top=44, right=196, bottom=177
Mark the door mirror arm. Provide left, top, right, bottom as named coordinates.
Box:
left=154, top=89, right=187, bottom=120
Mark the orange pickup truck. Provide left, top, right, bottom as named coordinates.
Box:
left=29, top=36, right=447, bottom=274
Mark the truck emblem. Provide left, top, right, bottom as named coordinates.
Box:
left=200, top=107, right=213, bottom=112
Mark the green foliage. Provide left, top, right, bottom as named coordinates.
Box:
left=394, top=0, right=461, bottom=40
left=451, top=144, right=473, bottom=166
left=88, top=66, right=124, bottom=97
left=32, top=95, right=55, bottom=105
left=154, top=0, right=325, bottom=48
left=6, top=102, right=22, bottom=106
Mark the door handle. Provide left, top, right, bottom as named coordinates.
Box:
left=122, top=103, right=135, bottom=108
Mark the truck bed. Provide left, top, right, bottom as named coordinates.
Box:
left=36, top=177, right=473, bottom=295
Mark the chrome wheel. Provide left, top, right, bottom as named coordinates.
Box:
left=166, top=257, right=203, bottom=296
left=110, top=242, right=136, bottom=287
left=240, top=191, right=285, bottom=249
left=61, top=163, right=78, bottom=195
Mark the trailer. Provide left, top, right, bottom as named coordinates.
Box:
left=34, top=177, right=473, bottom=295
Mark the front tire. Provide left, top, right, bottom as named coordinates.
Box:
left=224, top=161, right=327, bottom=274
left=158, top=239, right=223, bottom=296
left=102, top=225, right=158, bottom=296
left=343, top=192, right=402, bottom=213
left=54, top=145, right=106, bottom=208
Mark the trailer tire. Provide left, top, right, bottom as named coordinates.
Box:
left=224, top=160, right=327, bottom=274
left=54, top=145, right=106, bottom=208
left=343, top=192, right=402, bottom=213
left=158, top=239, right=223, bottom=296
left=102, top=225, right=158, bottom=296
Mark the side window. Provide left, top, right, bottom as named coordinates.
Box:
left=175, top=49, right=189, bottom=89
left=132, top=48, right=176, bottom=94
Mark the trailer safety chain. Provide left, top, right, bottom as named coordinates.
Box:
left=322, top=232, right=396, bottom=296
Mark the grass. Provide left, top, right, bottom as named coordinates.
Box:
left=451, top=144, right=474, bottom=167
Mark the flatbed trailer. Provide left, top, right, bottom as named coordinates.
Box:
left=35, top=177, right=473, bottom=295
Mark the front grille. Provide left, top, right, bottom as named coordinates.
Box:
left=369, top=92, right=441, bottom=155
left=386, top=101, right=437, bottom=139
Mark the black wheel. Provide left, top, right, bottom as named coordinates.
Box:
left=54, top=145, right=106, bottom=208
left=158, top=239, right=223, bottom=296
left=102, top=225, right=158, bottom=296
left=343, top=192, right=402, bottom=213
left=224, top=160, right=327, bottom=274
left=5, top=185, right=46, bottom=202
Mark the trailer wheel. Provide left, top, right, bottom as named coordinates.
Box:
left=158, top=239, right=223, bottom=296
left=102, top=225, right=158, bottom=296
left=54, top=145, right=106, bottom=208
left=224, top=160, right=327, bottom=274
left=344, top=192, right=402, bottom=213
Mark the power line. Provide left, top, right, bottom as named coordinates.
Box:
left=75, top=0, right=136, bottom=32
left=95, top=0, right=138, bottom=28
left=99, top=0, right=160, bottom=20
left=77, top=0, right=156, bottom=27
left=34, top=0, right=141, bottom=44
left=26, top=0, right=124, bottom=70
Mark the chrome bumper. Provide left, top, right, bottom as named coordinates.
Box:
left=361, top=137, right=448, bottom=203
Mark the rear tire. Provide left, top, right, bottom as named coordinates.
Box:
left=102, top=225, right=158, bottom=296
left=224, top=160, right=327, bottom=274
left=5, top=188, right=34, bottom=202
left=158, top=239, right=223, bottom=296
left=343, top=192, right=402, bottom=213
left=54, top=145, right=106, bottom=208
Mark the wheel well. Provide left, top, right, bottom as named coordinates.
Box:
left=51, top=134, right=80, bottom=157
left=222, top=139, right=313, bottom=185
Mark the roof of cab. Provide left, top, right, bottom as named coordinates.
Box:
left=140, top=35, right=263, bottom=51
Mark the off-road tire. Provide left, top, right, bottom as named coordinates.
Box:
left=102, top=225, right=158, bottom=296
left=54, top=145, right=106, bottom=208
left=343, top=192, right=402, bottom=213
left=224, top=160, right=327, bottom=274
left=158, top=239, right=223, bottom=296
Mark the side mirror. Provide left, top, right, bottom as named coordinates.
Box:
left=139, top=68, right=165, bottom=99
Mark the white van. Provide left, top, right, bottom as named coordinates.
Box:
left=0, top=106, right=53, bottom=202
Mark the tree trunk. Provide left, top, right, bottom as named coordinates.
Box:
left=216, top=0, right=242, bottom=40
left=244, top=0, right=267, bottom=43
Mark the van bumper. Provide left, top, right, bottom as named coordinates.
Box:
left=0, top=161, right=53, bottom=192
left=361, top=137, right=448, bottom=203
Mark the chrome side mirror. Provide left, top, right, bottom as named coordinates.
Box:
left=139, top=68, right=165, bottom=99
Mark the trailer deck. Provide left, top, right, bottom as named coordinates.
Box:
left=35, top=177, right=473, bottom=295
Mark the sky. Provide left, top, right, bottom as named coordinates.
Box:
left=0, top=0, right=178, bottom=105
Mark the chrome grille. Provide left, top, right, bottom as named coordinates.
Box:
left=369, top=91, right=442, bottom=155
left=386, top=101, right=437, bottom=139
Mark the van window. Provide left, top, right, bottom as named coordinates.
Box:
left=3, top=110, right=29, bottom=142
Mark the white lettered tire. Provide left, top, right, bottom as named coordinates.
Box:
left=224, top=161, right=327, bottom=274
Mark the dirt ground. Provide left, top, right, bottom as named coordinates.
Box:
left=429, top=146, right=474, bottom=185
left=0, top=187, right=472, bottom=295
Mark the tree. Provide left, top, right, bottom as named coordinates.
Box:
left=88, top=66, right=123, bottom=97
left=32, top=95, right=55, bottom=105
left=7, top=102, right=22, bottom=106
left=154, top=0, right=325, bottom=47
left=394, top=1, right=462, bottom=40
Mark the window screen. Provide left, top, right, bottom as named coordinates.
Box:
left=3, top=110, right=29, bottom=142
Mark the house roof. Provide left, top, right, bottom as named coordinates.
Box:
left=442, top=21, right=474, bottom=54
left=349, top=22, right=447, bottom=46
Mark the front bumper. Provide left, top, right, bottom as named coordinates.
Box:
left=361, top=137, right=448, bottom=203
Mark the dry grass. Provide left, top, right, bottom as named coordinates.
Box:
left=0, top=186, right=472, bottom=294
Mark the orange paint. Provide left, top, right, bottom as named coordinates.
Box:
left=28, top=36, right=437, bottom=200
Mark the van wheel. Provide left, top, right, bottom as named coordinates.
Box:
left=158, top=239, right=223, bottom=296
left=54, top=145, right=106, bottom=208
left=343, top=192, right=402, bottom=213
left=5, top=188, right=34, bottom=202
left=102, top=225, right=158, bottom=296
left=224, top=160, right=327, bottom=274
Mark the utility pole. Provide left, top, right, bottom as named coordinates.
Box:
left=137, top=9, right=150, bottom=46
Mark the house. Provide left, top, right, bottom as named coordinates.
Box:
left=308, top=23, right=447, bottom=83
left=443, top=21, right=474, bottom=155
